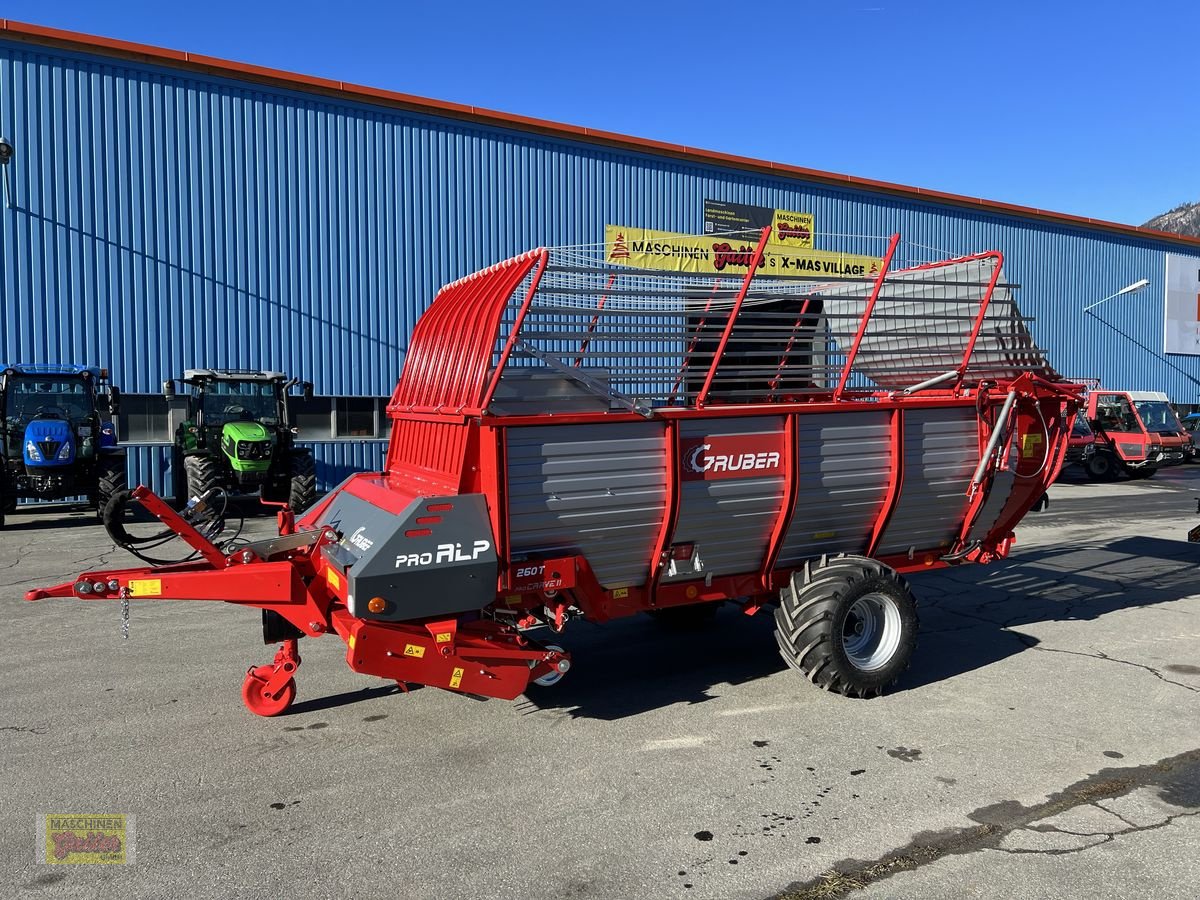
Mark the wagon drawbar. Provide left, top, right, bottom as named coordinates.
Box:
left=28, top=228, right=1083, bottom=715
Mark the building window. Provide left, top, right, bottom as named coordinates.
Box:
left=117, top=394, right=171, bottom=443
left=289, top=396, right=334, bottom=441
left=336, top=397, right=378, bottom=437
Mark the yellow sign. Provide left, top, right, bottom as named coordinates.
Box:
left=126, top=579, right=161, bottom=598
left=435, top=632, right=452, bottom=644
left=1020, top=433, right=1044, bottom=458
left=325, top=568, right=341, bottom=591
left=605, top=225, right=881, bottom=280
left=403, top=643, right=425, bottom=659
left=449, top=667, right=464, bottom=689
left=772, top=210, right=816, bottom=248
left=43, top=814, right=131, bottom=864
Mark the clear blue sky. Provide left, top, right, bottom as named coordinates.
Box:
left=3, top=0, right=1195, bottom=226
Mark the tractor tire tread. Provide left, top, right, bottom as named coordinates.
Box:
left=183, top=455, right=222, bottom=505
left=95, top=455, right=128, bottom=519
left=774, top=554, right=919, bottom=698
left=287, top=452, right=317, bottom=514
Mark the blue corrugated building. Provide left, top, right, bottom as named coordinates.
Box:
left=2, top=20, right=1199, bottom=493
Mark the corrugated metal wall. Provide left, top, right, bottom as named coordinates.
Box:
left=2, top=37, right=1199, bottom=492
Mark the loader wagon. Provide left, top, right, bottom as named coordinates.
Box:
left=28, top=229, right=1081, bottom=715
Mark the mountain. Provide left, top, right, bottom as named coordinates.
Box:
left=1143, top=201, right=1200, bottom=237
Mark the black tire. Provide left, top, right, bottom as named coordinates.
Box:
left=647, top=601, right=721, bottom=630
left=774, top=554, right=918, bottom=698
left=286, top=452, right=317, bottom=513
left=171, top=449, right=187, bottom=508
left=183, top=454, right=221, bottom=505
left=1127, top=466, right=1157, bottom=480
left=0, top=479, right=11, bottom=527
left=1085, top=451, right=1118, bottom=482
left=95, top=454, right=128, bottom=519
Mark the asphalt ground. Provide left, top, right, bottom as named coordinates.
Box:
left=1, top=465, right=1198, bottom=899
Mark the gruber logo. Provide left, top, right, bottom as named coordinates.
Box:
left=680, top=433, right=784, bottom=481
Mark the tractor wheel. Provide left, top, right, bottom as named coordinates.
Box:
left=774, top=554, right=918, bottom=698
left=647, top=601, right=722, bottom=630
left=183, top=455, right=221, bottom=505
left=1085, top=452, right=1118, bottom=482
left=287, top=453, right=317, bottom=513
left=95, top=455, right=128, bottom=519
left=1127, top=466, right=1157, bottom=480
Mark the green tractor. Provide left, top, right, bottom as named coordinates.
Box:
left=165, top=370, right=317, bottom=512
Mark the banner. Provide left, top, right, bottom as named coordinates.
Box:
left=704, top=199, right=815, bottom=248
left=604, top=225, right=882, bottom=280
left=1164, top=253, right=1200, bottom=355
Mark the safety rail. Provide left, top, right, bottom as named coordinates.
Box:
left=389, top=230, right=1061, bottom=418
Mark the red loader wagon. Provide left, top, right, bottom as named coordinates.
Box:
left=28, top=229, right=1082, bottom=715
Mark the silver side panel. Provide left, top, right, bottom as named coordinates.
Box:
left=877, top=407, right=979, bottom=556
left=489, top=369, right=613, bottom=416
left=777, top=411, right=892, bottom=565
left=666, top=417, right=787, bottom=581
left=967, top=441, right=1019, bottom=544
left=506, top=422, right=667, bottom=589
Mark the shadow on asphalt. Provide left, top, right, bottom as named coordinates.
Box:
left=286, top=684, right=409, bottom=716
left=518, top=534, right=1199, bottom=719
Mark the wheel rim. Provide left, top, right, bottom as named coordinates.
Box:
left=241, top=672, right=296, bottom=716
left=842, top=593, right=903, bottom=672
left=531, top=644, right=566, bottom=687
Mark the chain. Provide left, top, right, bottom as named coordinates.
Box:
left=121, top=593, right=130, bottom=640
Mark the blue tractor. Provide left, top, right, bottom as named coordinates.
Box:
left=0, top=364, right=126, bottom=526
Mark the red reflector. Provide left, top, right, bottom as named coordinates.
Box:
left=670, top=543, right=695, bottom=560
left=415, top=516, right=442, bottom=525
left=405, top=528, right=432, bottom=537
left=426, top=503, right=453, bottom=512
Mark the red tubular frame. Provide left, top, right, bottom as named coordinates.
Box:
left=833, top=232, right=900, bottom=400
left=574, top=272, right=617, bottom=367
left=955, top=251, right=1005, bottom=388
left=479, top=250, right=551, bottom=411
left=767, top=297, right=814, bottom=397
left=669, top=277, right=724, bottom=401
left=695, top=227, right=772, bottom=408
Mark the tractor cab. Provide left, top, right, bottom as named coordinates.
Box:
left=0, top=364, right=126, bottom=524
left=165, top=370, right=317, bottom=511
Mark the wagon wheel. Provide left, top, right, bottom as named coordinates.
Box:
left=529, top=644, right=568, bottom=687
left=774, top=554, right=918, bottom=698
left=241, top=668, right=297, bottom=716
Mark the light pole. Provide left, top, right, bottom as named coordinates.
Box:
left=1083, top=277, right=1200, bottom=391
left=1082, top=278, right=1150, bottom=314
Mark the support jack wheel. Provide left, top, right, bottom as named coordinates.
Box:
left=529, top=644, right=569, bottom=687
left=241, top=639, right=301, bottom=716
